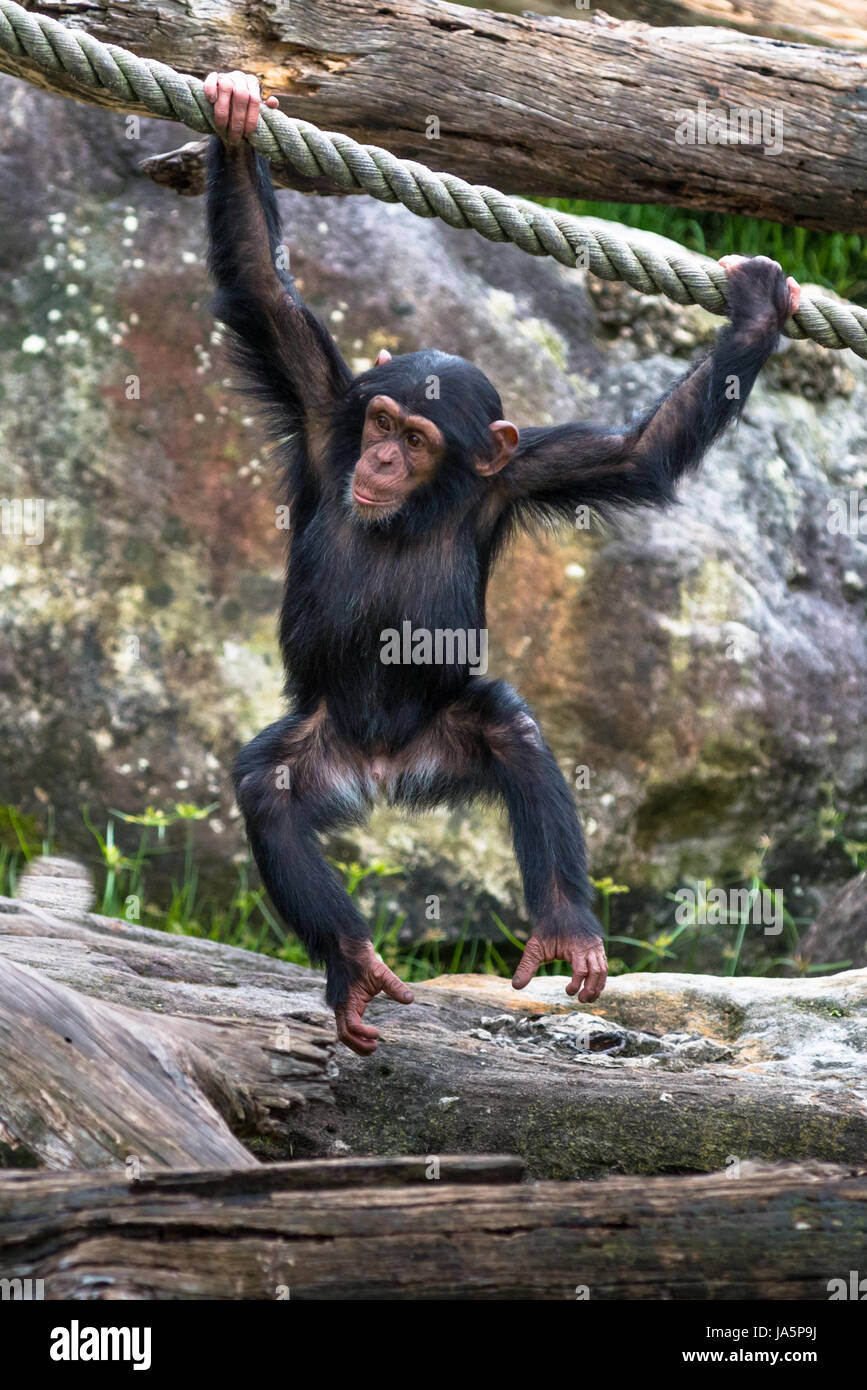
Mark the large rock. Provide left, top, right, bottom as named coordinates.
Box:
left=1, top=75, right=866, bottom=947
left=801, top=872, right=867, bottom=969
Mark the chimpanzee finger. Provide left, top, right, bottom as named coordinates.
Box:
left=374, top=962, right=414, bottom=1005
left=242, top=73, right=261, bottom=138
left=227, top=72, right=250, bottom=146
left=512, top=937, right=543, bottom=990
left=339, top=1000, right=380, bottom=1039
left=212, top=75, right=234, bottom=133
left=565, top=952, right=589, bottom=996
left=336, top=1007, right=380, bottom=1055
left=565, top=968, right=583, bottom=997
left=786, top=277, right=801, bottom=316
left=579, top=951, right=608, bottom=1003
left=563, top=946, right=603, bottom=1001
left=340, top=1031, right=379, bottom=1057
left=203, top=73, right=219, bottom=105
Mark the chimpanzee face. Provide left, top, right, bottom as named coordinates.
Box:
left=350, top=394, right=446, bottom=519
left=346, top=352, right=518, bottom=524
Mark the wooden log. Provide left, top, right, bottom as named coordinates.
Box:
left=595, top=1, right=867, bottom=50
left=291, top=973, right=867, bottom=1179
left=0, top=901, right=334, bottom=1170
left=3, top=3, right=866, bottom=230
left=0, top=1160, right=863, bottom=1299
left=2, top=898, right=867, bottom=1178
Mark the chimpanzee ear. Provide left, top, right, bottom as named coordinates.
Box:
left=476, top=420, right=520, bottom=476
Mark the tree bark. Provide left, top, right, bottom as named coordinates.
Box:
left=3, top=2, right=866, bottom=230
left=290, top=971, right=867, bottom=1179
left=1, top=1159, right=863, bottom=1299
left=581, top=2, right=867, bottom=49
left=2, top=898, right=866, bottom=1179
left=0, top=901, right=334, bottom=1169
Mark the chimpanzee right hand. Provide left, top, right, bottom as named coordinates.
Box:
left=204, top=70, right=280, bottom=145
left=333, top=941, right=414, bottom=1056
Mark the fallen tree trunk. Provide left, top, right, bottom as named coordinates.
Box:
left=0, top=902, right=334, bottom=1169
left=598, top=1, right=867, bottom=49
left=0, top=1159, right=863, bottom=1299
left=291, top=969, right=867, bottom=1179
left=3, top=2, right=866, bottom=229
left=2, top=897, right=866, bottom=1179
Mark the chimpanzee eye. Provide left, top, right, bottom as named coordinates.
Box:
left=407, top=432, right=422, bottom=450
left=375, top=412, right=391, bottom=432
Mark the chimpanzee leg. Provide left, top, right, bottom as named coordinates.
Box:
left=484, top=703, right=599, bottom=937
left=233, top=713, right=373, bottom=1008
left=392, top=680, right=607, bottom=1000
left=479, top=686, right=608, bottom=1000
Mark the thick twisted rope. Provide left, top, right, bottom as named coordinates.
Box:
left=2, top=0, right=866, bottom=360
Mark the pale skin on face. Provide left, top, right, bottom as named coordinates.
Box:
left=363, top=395, right=444, bottom=461
left=352, top=386, right=518, bottom=513
left=351, top=395, right=445, bottom=508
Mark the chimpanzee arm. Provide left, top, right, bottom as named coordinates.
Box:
left=500, top=257, right=796, bottom=526
left=206, top=137, right=352, bottom=479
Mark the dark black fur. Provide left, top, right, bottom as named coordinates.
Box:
left=207, top=138, right=790, bottom=1007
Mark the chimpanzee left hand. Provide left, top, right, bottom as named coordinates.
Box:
left=204, top=70, right=279, bottom=143
left=718, top=254, right=800, bottom=332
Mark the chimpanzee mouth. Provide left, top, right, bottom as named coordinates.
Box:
left=345, top=475, right=398, bottom=522
left=352, top=488, right=392, bottom=508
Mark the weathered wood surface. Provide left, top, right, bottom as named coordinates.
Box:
left=0, top=900, right=334, bottom=1169
left=593, top=1, right=867, bottom=49
left=290, top=969, right=867, bottom=1179
left=2, top=899, right=866, bottom=1179
left=3, top=3, right=866, bottom=229
left=0, top=1160, right=863, bottom=1299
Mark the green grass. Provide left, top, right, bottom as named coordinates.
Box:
left=539, top=198, right=867, bottom=304
left=0, top=802, right=848, bottom=982
left=0, top=801, right=517, bottom=981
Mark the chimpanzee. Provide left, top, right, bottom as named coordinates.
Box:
left=204, top=72, right=801, bottom=1054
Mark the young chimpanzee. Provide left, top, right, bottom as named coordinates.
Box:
left=204, top=72, right=801, bottom=1054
